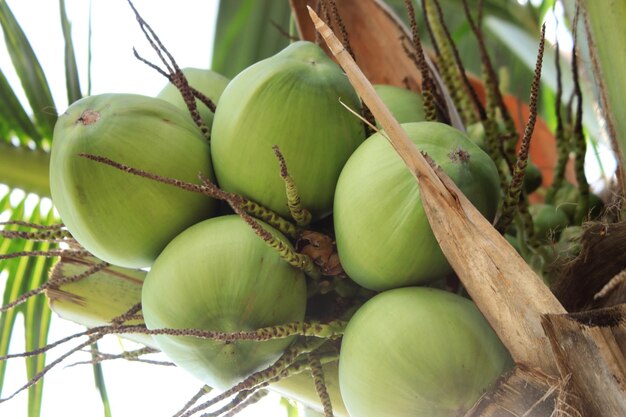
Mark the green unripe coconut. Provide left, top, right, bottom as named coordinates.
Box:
left=465, top=121, right=488, bottom=151
left=142, top=215, right=307, bottom=390
left=529, top=203, right=570, bottom=241
left=157, top=67, right=230, bottom=130
left=554, top=225, right=583, bottom=261
left=553, top=182, right=604, bottom=222
left=504, top=233, right=522, bottom=254
left=211, top=40, right=365, bottom=220
left=339, top=287, right=511, bottom=417
left=50, top=93, right=217, bottom=268
left=334, top=122, right=500, bottom=291
left=373, top=84, right=424, bottom=127
left=524, top=162, right=543, bottom=194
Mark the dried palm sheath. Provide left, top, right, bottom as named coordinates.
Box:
left=307, top=5, right=626, bottom=417
left=289, top=0, right=423, bottom=90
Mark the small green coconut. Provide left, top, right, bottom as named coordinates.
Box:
left=465, top=121, right=492, bottom=152
left=50, top=93, right=217, bottom=268
left=142, top=215, right=307, bottom=390
left=339, top=287, right=511, bottom=417
left=211, top=41, right=365, bottom=220
left=529, top=203, right=570, bottom=241
left=553, top=182, right=604, bottom=222
left=334, top=121, right=501, bottom=291
left=373, top=84, right=424, bottom=127
left=157, top=67, right=230, bottom=130
left=524, top=162, right=543, bottom=194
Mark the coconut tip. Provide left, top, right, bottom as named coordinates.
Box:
left=306, top=5, right=323, bottom=32
left=305, top=5, right=316, bottom=19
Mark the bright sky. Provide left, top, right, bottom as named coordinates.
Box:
left=0, top=1, right=291, bottom=416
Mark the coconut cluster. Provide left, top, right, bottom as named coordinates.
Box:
left=50, top=41, right=510, bottom=414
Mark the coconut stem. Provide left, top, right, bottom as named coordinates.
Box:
left=425, top=0, right=475, bottom=125
left=0, top=221, right=64, bottom=230
left=570, top=5, right=590, bottom=224
left=0, top=227, right=72, bottom=242
left=173, top=385, right=213, bottom=417
left=545, top=40, right=570, bottom=205
left=309, top=355, right=333, bottom=417
left=0, top=141, right=51, bottom=197
left=0, top=249, right=90, bottom=261
left=222, top=390, right=269, bottom=417
left=115, top=319, right=346, bottom=342
left=226, top=202, right=320, bottom=278
left=0, top=334, right=103, bottom=404
left=496, top=24, right=546, bottom=234
left=461, top=0, right=518, bottom=175
left=273, top=145, right=312, bottom=226
left=404, top=0, right=441, bottom=122
left=182, top=389, right=262, bottom=417
left=179, top=338, right=328, bottom=417
left=126, top=0, right=212, bottom=141
left=66, top=346, right=169, bottom=368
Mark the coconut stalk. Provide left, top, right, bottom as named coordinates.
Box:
left=0, top=141, right=50, bottom=197
left=46, top=256, right=350, bottom=417
left=308, top=6, right=626, bottom=416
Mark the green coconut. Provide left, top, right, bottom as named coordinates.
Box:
left=373, top=84, right=424, bottom=127
left=50, top=93, right=217, bottom=268
left=157, top=67, right=230, bottom=130
left=339, top=287, right=511, bottom=417
left=465, top=121, right=488, bottom=151
left=334, top=121, right=501, bottom=291
left=142, top=215, right=307, bottom=389
left=524, top=162, right=543, bottom=194
left=553, top=182, right=604, bottom=222
left=211, top=40, right=365, bottom=220
left=529, top=203, right=570, bottom=241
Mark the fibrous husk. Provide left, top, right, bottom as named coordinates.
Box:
left=553, top=220, right=626, bottom=311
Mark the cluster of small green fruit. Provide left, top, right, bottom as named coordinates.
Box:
left=50, top=41, right=511, bottom=416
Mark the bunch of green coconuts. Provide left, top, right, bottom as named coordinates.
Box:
left=50, top=41, right=512, bottom=416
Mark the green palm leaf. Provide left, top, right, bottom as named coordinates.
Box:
left=211, top=0, right=292, bottom=77
left=0, top=195, right=58, bottom=417
left=0, top=68, right=42, bottom=143
left=0, top=0, right=57, bottom=140
left=0, top=195, right=27, bottom=397
left=0, top=1, right=93, bottom=417
left=59, top=0, right=82, bottom=105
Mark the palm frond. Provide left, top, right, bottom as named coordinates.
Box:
left=0, top=192, right=58, bottom=417
left=0, top=1, right=89, bottom=416
left=211, top=0, right=292, bottom=77
left=0, top=1, right=57, bottom=141
left=0, top=68, right=42, bottom=144
left=59, top=0, right=83, bottom=105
